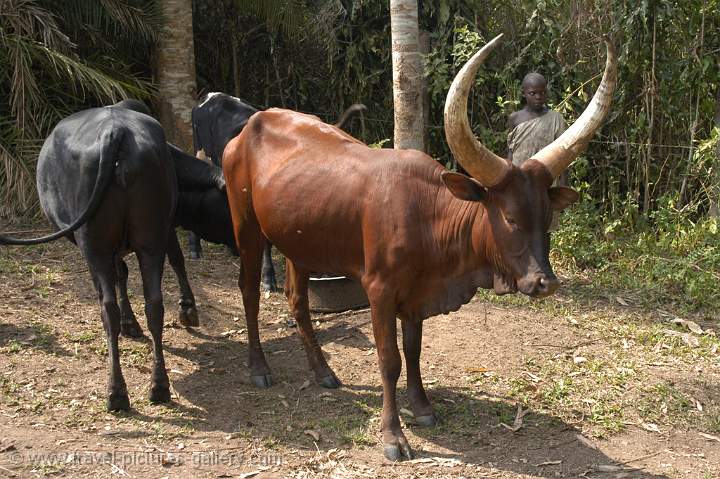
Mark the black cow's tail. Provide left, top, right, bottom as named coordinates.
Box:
left=334, top=103, right=367, bottom=131
left=0, top=123, right=124, bottom=246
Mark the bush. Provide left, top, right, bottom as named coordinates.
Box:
left=553, top=190, right=720, bottom=313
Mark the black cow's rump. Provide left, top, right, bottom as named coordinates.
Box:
left=0, top=102, right=183, bottom=412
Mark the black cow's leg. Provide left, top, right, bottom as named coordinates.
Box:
left=115, top=257, right=144, bottom=338
left=364, top=276, right=412, bottom=461
left=238, top=225, right=272, bottom=388
left=261, top=240, right=278, bottom=293
left=285, top=260, right=340, bottom=388
left=87, top=253, right=130, bottom=411
left=401, top=319, right=437, bottom=427
left=136, top=250, right=171, bottom=403
left=188, top=231, right=202, bottom=260
left=167, top=230, right=199, bottom=327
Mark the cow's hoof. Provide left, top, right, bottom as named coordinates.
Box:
left=262, top=282, right=278, bottom=293
left=107, top=393, right=130, bottom=412
left=318, top=374, right=342, bottom=389
left=149, top=385, right=171, bottom=403
left=189, top=251, right=201, bottom=260
left=178, top=306, right=199, bottom=327
left=414, top=414, right=438, bottom=427
left=120, top=305, right=137, bottom=325
left=383, top=442, right=414, bottom=462
left=251, top=374, right=273, bottom=389
left=120, top=321, right=144, bottom=338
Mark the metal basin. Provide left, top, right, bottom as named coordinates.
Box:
left=308, top=276, right=369, bottom=313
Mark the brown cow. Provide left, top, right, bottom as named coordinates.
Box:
left=223, top=35, right=617, bottom=461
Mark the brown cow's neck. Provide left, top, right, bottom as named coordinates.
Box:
left=405, top=182, right=494, bottom=320
left=434, top=184, right=491, bottom=275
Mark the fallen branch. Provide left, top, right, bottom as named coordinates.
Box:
left=315, top=307, right=371, bottom=322
left=500, top=404, right=528, bottom=432
left=619, top=450, right=662, bottom=465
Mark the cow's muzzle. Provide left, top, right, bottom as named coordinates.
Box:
left=518, top=274, right=560, bottom=298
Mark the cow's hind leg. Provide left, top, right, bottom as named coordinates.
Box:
left=237, top=224, right=272, bottom=388
left=285, top=260, right=340, bottom=388
left=364, top=276, right=412, bottom=461
left=261, top=240, right=278, bottom=293
left=401, top=319, right=437, bottom=427
left=87, top=252, right=130, bottom=411
left=167, top=230, right=199, bottom=327
left=116, top=257, right=144, bottom=338
left=136, top=250, right=171, bottom=403
left=188, top=231, right=202, bottom=259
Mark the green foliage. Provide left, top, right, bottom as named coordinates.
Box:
left=0, top=0, right=160, bottom=218
left=3, top=1, right=720, bottom=318
left=553, top=191, right=720, bottom=312
left=196, top=0, right=719, bottom=220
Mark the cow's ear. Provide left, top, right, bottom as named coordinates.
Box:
left=548, top=186, right=579, bottom=211
left=441, top=172, right=487, bottom=202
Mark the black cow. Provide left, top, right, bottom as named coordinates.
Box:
left=190, top=93, right=367, bottom=293
left=189, top=94, right=279, bottom=290
left=110, top=142, right=238, bottom=338
left=109, top=101, right=235, bottom=335
left=0, top=100, right=179, bottom=411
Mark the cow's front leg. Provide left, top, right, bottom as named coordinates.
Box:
left=285, top=260, right=340, bottom=388
left=365, top=278, right=412, bottom=461
left=401, top=318, right=437, bottom=426
left=116, top=257, right=143, bottom=337
left=261, top=240, right=278, bottom=293
left=167, top=230, right=199, bottom=327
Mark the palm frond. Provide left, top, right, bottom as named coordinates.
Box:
left=98, top=0, right=162, bottom=42
left=0, top=0, right=75, bottom=51
left=0, top=0, right=158, bottom=219
left=5, top=34, right=154, bottom=123
left=0, top=119, right=40, bottom=217
left=39, top=0, right=162, bottom=43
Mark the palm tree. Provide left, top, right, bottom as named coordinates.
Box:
left=390, top=0, right=423, bottom=150
left=154, top=0, right=197, bottom=152
left=0, top=0, right=161, bottom=218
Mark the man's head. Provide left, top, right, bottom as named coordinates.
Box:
left=521, top=72, right=547, bottom=112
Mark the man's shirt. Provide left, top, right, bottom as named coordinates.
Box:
left=507, top=110, right=566, bottom=166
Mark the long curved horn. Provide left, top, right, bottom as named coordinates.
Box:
left=531, top=37, right=617, bottom=177
left=444, top=34, right=509, bottom=187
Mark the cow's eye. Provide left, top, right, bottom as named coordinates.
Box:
left=506, top=217, right=517, bottom=226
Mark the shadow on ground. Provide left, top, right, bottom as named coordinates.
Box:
left=113, top=319, right=671, bottom=479
left=0, top=321, right=71, bottom=356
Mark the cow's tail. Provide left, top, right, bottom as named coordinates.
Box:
left=0, top=123, right=124, bottom=246
left=334, top=103, right=367, bottom=131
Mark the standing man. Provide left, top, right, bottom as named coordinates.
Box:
left=508, top=72, right=568, bottom=186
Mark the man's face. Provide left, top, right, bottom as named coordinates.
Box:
left=522, top=82, right=547, bottom=112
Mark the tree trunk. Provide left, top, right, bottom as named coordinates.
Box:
left=154, top=0, right=198, bottom=152
left=419, top=30, right=431, bottom=152
left=390, top=0, right=424, bottom=151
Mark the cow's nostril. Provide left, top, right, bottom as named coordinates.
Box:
left=539, top=277, right=560, bottom=296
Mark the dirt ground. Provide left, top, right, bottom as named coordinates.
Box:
left=1, top=227, right=719, bottom=478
